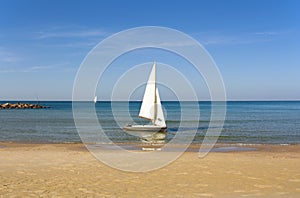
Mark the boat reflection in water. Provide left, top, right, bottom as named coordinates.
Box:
left=124, top=129, right=166, bottom=144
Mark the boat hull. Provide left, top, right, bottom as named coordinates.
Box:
left=123, top=125, right=167, bottom=132
left=123, top=125, right=167, bottom=140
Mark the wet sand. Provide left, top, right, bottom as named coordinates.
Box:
left=0, top=142, right=300, bottom=197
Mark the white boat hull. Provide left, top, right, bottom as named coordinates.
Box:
left=123, top=124, right=167, bottom=140
left=123, top=124, right=167, bottom=132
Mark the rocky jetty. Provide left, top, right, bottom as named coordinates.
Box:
left=0, top=103, right=48, bottom=109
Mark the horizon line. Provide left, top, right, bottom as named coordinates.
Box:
left=1, top=99, right=300, bottom=102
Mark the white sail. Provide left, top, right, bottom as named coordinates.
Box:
left=154, top=88, right=166, bottom=127
left=93, top=96, right=97, bottom=103
left=138, top=62, right=156, bottom=120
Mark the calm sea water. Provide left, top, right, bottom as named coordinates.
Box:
left=0, top=101, right=299, bottom=144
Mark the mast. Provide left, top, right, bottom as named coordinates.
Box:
left=153, top=61, right=157, bottom=125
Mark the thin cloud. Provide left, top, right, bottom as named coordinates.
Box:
left=33, top=27, right=111, bottom=48
left=200, top=36, right=269, bottom=45
left=0, top=48, right=21, bottom=63
left=36, top=29, right=109, bottom=39
left=252, top=31, right=279, bottom=36
left=54, top=40, right=99, bottom=48
left=159, top=40, right=196, bottom=47
left=0, top=62, right=70, bottom=73
left=194, top=31, right=281, bottom=46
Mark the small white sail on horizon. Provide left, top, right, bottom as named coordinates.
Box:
left=93, top=96, right=97, bottom=103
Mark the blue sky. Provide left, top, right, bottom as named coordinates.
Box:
left=0, top=0, right=299, bottom=100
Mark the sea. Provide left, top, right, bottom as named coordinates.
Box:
left=0, top=101, right=299, bottom=144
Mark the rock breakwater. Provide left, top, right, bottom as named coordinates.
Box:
left=0, top=103, right=48, bottom=109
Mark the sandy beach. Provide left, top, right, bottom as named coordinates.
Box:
left=0, top=143, right=299, bottom=197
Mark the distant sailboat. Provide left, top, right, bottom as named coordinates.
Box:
left=123, top=62, right=167, bottom=133
left=93, top=96, right=97, bottom=103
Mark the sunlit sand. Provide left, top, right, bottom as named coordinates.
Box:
left=1, top=143, right=299, bottom=197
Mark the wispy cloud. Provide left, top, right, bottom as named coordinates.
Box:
left=200, top=36, right=268, bottom=45
left=36, top=28, right=109, bottom=39
left=53, top=40, right=100, bottom=48
left=159, top=40, right=196, bottom=47
left=32, top=26, right=111, bottom=49
left=0, top=62, right=71, bottom=73
left=251, top=31, right=279, bottom=36
left=0, top=48, right=21, bottom=63
left=194, top=30, right=282, bottom=46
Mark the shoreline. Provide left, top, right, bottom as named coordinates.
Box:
left=1, top=140, right=299, bottom=145
left=1, top=141, right=300, bottom=152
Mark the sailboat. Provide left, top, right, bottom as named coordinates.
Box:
left=123, top=62, right=167, bottom=133
left=93, top=96, right=97, bottom=103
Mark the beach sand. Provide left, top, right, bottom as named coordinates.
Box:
left=0, top=143, right=300, bottom=197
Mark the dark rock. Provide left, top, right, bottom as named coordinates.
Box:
left=0, top=103, right=48, bottom=109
